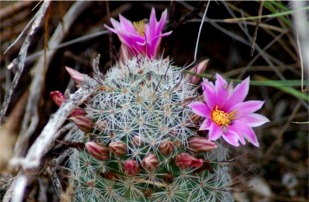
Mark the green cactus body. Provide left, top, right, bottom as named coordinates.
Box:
left=69, top=57, right=233, bottom=202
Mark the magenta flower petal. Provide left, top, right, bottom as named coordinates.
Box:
left=148, top=8, right=157, bottom=38
left=159, top=30, right=173, bottom=37
left=208, top=124, right=223, bottom=141
left=115, top=31, right=133, bottom=46
left=104, top=24, right=117, bottom=34
left=110, top=18, right=122, bottom=30
left=227, top=124, right=246, bottom=145
left=200, top=119, right=212, bottom=130
left=238, top=123, right=259, bottom=147
left=232, top=100, right=264, bottom=118
left=215, top=74, right=229, bottom=107
left=188, top=74, right=268, bottom=147
left=119, top=15, right=136, bottom=33
left=238, top=113, right=269, bottom=127
left=188, top=102, right=210, bottom=118
left=156, top=9, right=168, bottom=35
left=202, top=80, right=216, bottom=109
left=225, top=77, right=250, bottom=109
left=222, top=132, right=240, bottom=147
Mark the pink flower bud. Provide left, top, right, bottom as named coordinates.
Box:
left=70, top=116, right=94, bottom=133
left=189, top=137, right=217, bottom=152
left=70, top=107, right=87, bottom=117
left=123, top=159, right=141, bottom=176
left=85, top=141, right=110, bottom=161
left=65, top=66, right=86, bottom=85
left=175, top=153, right=203, bottom=169
left=50, top=90, right=86, bottom=116
left=109, top=141, right=127, bottom=157
left=142, top=153, right=159, bottom=171
left=50, top=91, right=66, bottom=107
left=159, top=139, right=174, bottom=155
left=186, top=59, right=208, bottom=84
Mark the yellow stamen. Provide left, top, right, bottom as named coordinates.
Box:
left=133, top=20, right=145, bottom=36
left=211, top=106, right=234, bottom=127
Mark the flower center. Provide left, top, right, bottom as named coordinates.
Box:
left=211, top=106, right=233, bottom=127
left=133, top=21, right=145, bottom=36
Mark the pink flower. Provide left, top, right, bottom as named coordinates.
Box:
left=105, top=8, right=172, bottom=58
left=188, top=74, right=269, bottom=147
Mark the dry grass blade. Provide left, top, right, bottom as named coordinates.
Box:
left=250, top=0, right=264, bottom=56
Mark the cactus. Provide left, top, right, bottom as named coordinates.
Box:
left=63, top=56, right=233, bottom=201
left=55, top=8, right=235, bottom=202
left=52, top=7, right=265, bottom=202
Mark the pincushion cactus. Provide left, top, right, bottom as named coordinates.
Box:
left=63, top=56, right=233, bottom=202
left=49, top=7, right=268, bottom=202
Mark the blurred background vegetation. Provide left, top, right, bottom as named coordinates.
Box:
left=0, top=1, right=308, bottom=201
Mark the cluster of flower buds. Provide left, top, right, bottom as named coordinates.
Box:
left=50, top=67, right=94, bottom=133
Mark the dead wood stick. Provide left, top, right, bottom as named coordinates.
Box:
left=0, top=1, right=50, bottom=123
left=4, top=75, right=99, bottom=202
left=14, top=1, right=92, bottom=158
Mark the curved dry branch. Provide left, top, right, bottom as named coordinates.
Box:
left=14, top=1, right=93, bottom=158
left=0, top=1, right=50, bottom=122
left=4, top=75, right=99, bottom=202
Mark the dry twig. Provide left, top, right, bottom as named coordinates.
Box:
left=14, top=1, right=92, bottom=158
left=0, top=1, right=50, bottom=122
left=250, top=0, right=264, bottom=56
left=4, top=75, right=99, bottom=202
